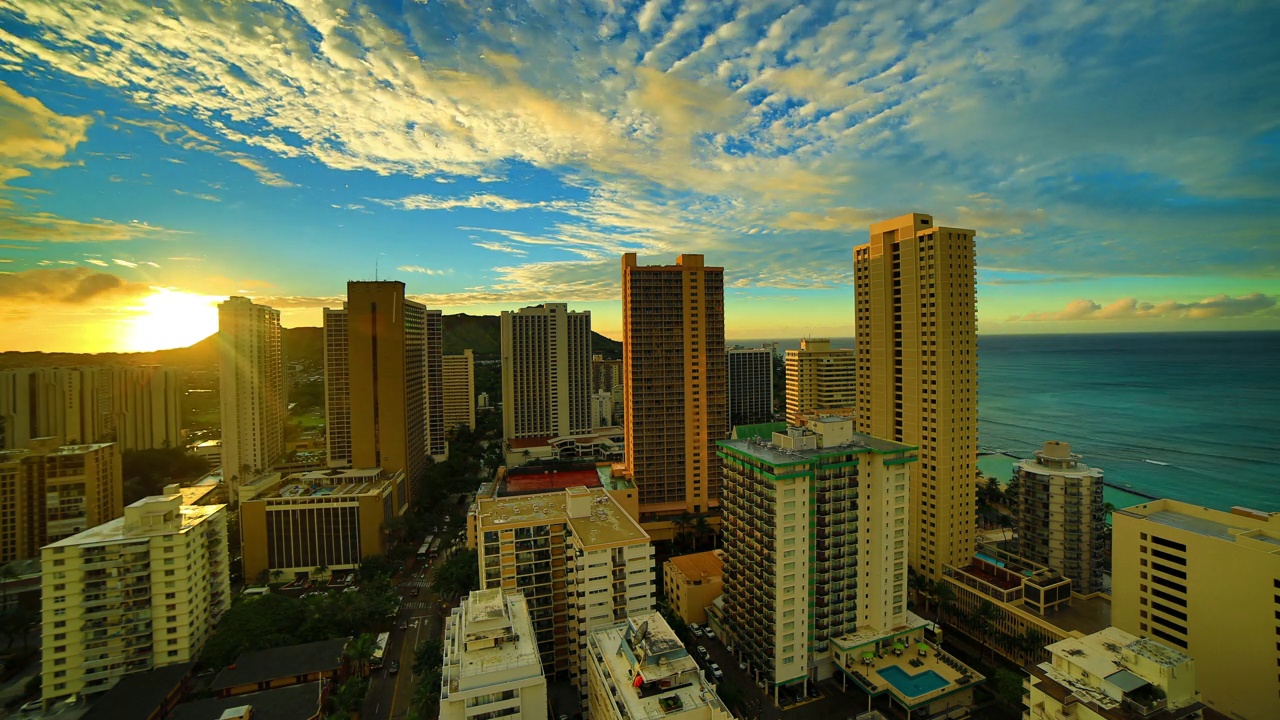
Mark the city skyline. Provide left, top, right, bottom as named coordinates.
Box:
left=1, top=1, right=1278, bottom=353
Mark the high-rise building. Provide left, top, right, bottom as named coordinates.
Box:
left=104, top=366, right=182, bottom=451
left=591, top=355, right=622, bottom=394
left=620, top=254, right=726, bottom=533
left=1016, top=441, right=1107, bottom=593
left=217, top=297, right=286, bottom=506
left=442, top=350, right=476, bottom=433
left=1025, top=627, right=1204, bottom=720
left=469, top=486, right=654, bottom=698
left=585, top=612, right=730, bottom=720
left=500, top=303, right=592, bottom=442
left=1113, top=500, right=1280, bottom=720
left=239, top=467, right=409, bottom=582
left=855, top=213, right=977, bottom=581
left=727, top=347, right=774, bottom=429
left=0, top=437, right=123, bottom=564
left=440, top=589, right=547, bottom=720
left=784, top=339, right=854, bottom=425
left=425, top=308, right=446, bottom=460
left=322, top=307, right=351, bottom=467
left=39, top=487, right=230, bottom=706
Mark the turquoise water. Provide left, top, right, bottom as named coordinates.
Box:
left=876, top=665, right=949, bottom=697
left=737, top=332, right=1280, bottom=513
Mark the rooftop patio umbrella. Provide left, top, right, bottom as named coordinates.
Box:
left=893, top=641, right=905, bottom=652
left=917, top=642, right=929, bottom=655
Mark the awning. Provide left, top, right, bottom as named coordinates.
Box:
left=862, top=651, right=875, bottom=660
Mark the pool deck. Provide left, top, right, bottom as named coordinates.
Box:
left=839, top=641, right=984, bottom=711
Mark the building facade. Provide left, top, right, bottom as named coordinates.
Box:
left=239, top=467, right=409, bottom=582
left=40, top=488, right=230, bottom=706
left=855, top=213, right=977, bottom=581
left=783, top=340, right=854, bottom=425
left=585, top=612, right=729, bottom=720
left=500, top=303, right=593, bottom=442
left=323, top=307, right=351, bottom=467
left=217, top=296, right=286, bottom=507
left=662, top=550, right=723, bottom=625
left=620, top=254, right=727, bottom=533
left=105, top=366, right=183, bottom=452
left=727, top=347, right=773, bottom=429
left=0, top=438, right=123, bottom=564
left=442, top=350, right=476, bottom=433
left=469, top=486, right=654, bottom=699
left=425, top=308, right=446, bottom=460
left=1017, top=441, right=1107, bottom=593
left=440, top=589, right=547, bottom=720
left=591, top=355, right=622, bottom=394
left=1113, top=500, right=1280, bottom=720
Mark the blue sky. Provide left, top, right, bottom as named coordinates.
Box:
left=0, top=0, right=1277, bottom=351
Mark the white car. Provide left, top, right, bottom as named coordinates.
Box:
left=705, top=627, right=717, bottom=640
left=710, top=663, right=723, bottom=679
left=690, top=624, right=703, bottom=637
left=19, top=700, right=42, bottom=715
left=696, top=645, right=709, bottom=658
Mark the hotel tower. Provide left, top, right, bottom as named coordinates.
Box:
left=217, top=296, right=285, bottom=507
left=854, top=213, right=977, bottom=581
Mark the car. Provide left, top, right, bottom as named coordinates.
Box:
left=709, top=663, right=723, bottom=679
left=690, top=625, right=703, bottom=637
left=738, top=661, right=748, bottom=671
left=696, top=645, right=709, bottom=658
left=704, top=627, right=717, bottom=640
left=389, top=661, right=400, bottom=674
left=411, top=588, right=419, bottom=597
left=19, top=700, right=42, bottom=714
left=399, top=620, right=408, bottom=630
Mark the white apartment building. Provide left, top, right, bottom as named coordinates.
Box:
left=440, top=589, right=547, bottom=720
left=500, top=303, right=593, bottom=441
left=40, top=486, right=230, bottom=706
left=443, top=350, right=477, bottom=432
left=218, top=296, right=285, bottom=506
left=586, top=612, right=729, bottom=720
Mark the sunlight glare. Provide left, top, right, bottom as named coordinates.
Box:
left=125, top=289, right=221, bottom=352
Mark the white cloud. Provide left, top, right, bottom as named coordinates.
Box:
left=1011, top=293, right=1278, bottom=322
left=112, top=258, right=137, bottom=268
left=374, top=193, right=572, bottom=213
left=397, top=265, right=450, bottom=275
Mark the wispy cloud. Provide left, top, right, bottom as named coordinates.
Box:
left=0, top=266, right=152, bottom=304
left=112, top=258, right=137, bottom=268
left=1011, top=293, right=1278, bottom=322
left=173, top=188, right=221, bottom=202
left=473, top=241, right=528, bottom=256
left=397, top=265, right=450, bottom=276
left=373, top=193, right=573, bottom=213
left=0, top=212, right=177, bottom=243
left=0, top=80, right=91, bottom=201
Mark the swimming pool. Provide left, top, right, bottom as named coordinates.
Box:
left=876, top=665, right=949, bottom=697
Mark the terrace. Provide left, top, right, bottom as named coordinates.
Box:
left=833, top=618, right=984, bottom=715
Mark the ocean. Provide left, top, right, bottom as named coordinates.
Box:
left=733, top=332, right=1280, bottom=513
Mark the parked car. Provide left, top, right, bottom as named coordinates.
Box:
left=738, top=661, right=748, bottom=671
left=690, top=624, right=703, bottom=637
left=704, top=627, right=717, bottom=640
left=389, top=661, right=400, bottom=674
left=709, top=663, right=723, bottom=679
left=19, top=700, right=42, bottom=715
left=696, top=645, right=709, bottom=659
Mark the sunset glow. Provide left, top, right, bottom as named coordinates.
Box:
left=124, top=289, right=220, bottom=352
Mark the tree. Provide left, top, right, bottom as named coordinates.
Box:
left=692, top=515, right=715, bottom=550
left=432, top=550, right=479, bottom=599
left=313, top=564, right=329, bottom=581
left=270, top=569, right=285, bottom=584
left=414, top=639, right=443, bottom=676
left=411, top=667, right=443, bottom=718
left=332, top=677, right=369, bottom=714
left=992, top=669, right=1026, bottom=708
left=345, top=633, right=378, bottom=678
left=934, top=583, right=957, bottom=625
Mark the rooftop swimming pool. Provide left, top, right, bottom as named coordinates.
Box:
left=876, top=665, right=949, bottom=698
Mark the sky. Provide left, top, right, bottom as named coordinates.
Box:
left=0, top=0, right=1277, bottom=352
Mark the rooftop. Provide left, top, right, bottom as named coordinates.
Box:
left=666, top=550, right=723, bottom=583
left=589, top=613, right=726, bottom=720
left=502, top=465, right=602, bottom=496
left=474, top=487, right=649, bottom=548
left=444, top=591, right=542, bottom=695
left=168, top=681, right=322, bottom=720
left=718, top=432, right=915, bottom=468
left=45, top=497, right=223, bottom=548
left=1037, top=627, right=1199, bottom=716
left=81, top=662, right=193, bottom=720
left=210, top=638, right=349, bottom=691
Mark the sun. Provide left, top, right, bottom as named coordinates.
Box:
left=124, top=289, right=222, bottom=352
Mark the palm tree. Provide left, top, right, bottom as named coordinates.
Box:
left=692, top=516, right=714, bottom=550
left=345, top=633, right=377, bottom=678
left=270, top=569, right=284, bottom=584
left=671, top=512, right=694, bottom=553
left=934, top=583, right=957, bottom=625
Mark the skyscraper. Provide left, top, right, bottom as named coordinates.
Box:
left=855, top=213, right=977, bottom=581
left=500, top=304, right=592, bottom=441
left=217, top=296, right=285, bottom=506
left=726, top=347, right=773, bottom=428
left=620, top=254, right=726, bottom=534
left=784, top=339, right=855, bottom=424
left=425, top=308, right=446, bottom=460
left=104, top=366, right=182, bottom=451
left=441, top=350, right=476, bottom=433
left=322, top=307, right=351, bottom=466
left=1016, top=441, right=1107, bottom=593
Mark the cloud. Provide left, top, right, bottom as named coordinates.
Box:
left=0, top=212, right=177, bottom=243
left=112, top=258, right=137, bottom=268
left=396, top=265, right=449, bottom=275
left=473, top=240, right=528, bottom=256
left=774, top=207, right=880, bottom=232
left=1011, top=293, right=1277, bottom=322
left=173, top=188, right=221, bottom=202
left=373, top=193, right=571, bottom=213
left=0, top=80, right=91, bottom=198
left=84, top=257, right=109, bottom=266
left=0, top=266, right=151, bottom=304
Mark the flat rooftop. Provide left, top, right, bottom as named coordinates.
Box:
left=169, top=681, right=322, bottom=720
left=45, top=501, right=222, bottom=548
left=1046, top=595, right=1113, bottom=636
left=474, top=487, right=649, bottom=548
left=451, top=592, right=541, bottom=685
left=1121, top=499, right=1280, bottom=549
left=718, top=432, right=915, bottom=467
left=590, top=614, right=725, bottom=720
left=502, top=467, right=602, bottom=496
left=666, top=551, right=723, bottom=583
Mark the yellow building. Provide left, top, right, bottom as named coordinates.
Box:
left=218, top=297, right=286, bottom=508
left=442, top=349, right=476, bottom=433
left=855, top=213, right=977, bottom=581
left=1113, top=500, right=1280, bottom=720
left=322, top=307, right=352, bottom=466
left=1025, top=627, right=1204, bottom=720
left=40, top=487, right=230, bottom=706
left=1017, top=441, right=1107, bottom=594
left=620, top=253, right=726, bottom=537
left=663, top=550, right=723, bottom=625
left=500, top=303, right=593, bottom=441
left=440, top=590, right=547, bottom=720
left=784, top=339, right=854, bottom=425
left=0, top=438, right=123, bottom=564
left=239, top=466, right=408, bottom=582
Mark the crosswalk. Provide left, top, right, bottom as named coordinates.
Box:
left=401, top=579, right=430, bottom=588
left=403, top=601, right=432, bottom=610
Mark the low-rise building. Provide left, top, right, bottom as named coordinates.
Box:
left=440, top=589, right=547, bottom=720
left=663, top=551, right=723, bottom=626
left=585, top=611, right=729, bottom=720
left=40, top=487, right=230, bottom=705
left=1025, top=626, right=1204, bottom=720
left=80, top=662, right=194, bottom=720
left=210, top=637, right=349, bottom=697
left=169, top=681, right=324, bottom=720
left=239, top=466, right=409, bottom=582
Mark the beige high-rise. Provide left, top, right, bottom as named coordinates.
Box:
left=217, top=297, right=286, bottom=506
left=322, top=307, right=351, bottom=466
left=855, top=213, right=977, bottom=581
left=500, top=304, right=592, bottom=441
left=620, top=254, right=726, bottom=532
left=1016, top=441, right=1106, bottom=593
left=784, top=339, right=855, bottom=424
left=442, top=350, right=476, bottom=432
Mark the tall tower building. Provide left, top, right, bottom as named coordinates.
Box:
left=217, top=296, right=285, bottom=505
left=425, top=308, right=446, bottom=460
left=621, top=254, right=726, bottom=531
left=784, top=339, right=855, bottom=425
left=500, top=304, right=592, bottom=441
left=726, top=347, right=773, bottom=429
left=442, top=350, right=476, bottom=433
left=322, top=307, right=351, bottom=466
left=855, top=213, right=977, bottom=581
left=104, top=366, right=182, bottom=451
left=1016, top=441, right=1106, bottom=593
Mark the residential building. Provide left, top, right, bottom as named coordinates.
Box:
left=168, top=682, right=323, bottom=720
left=210, top=637, right=349, bottom=697
left=662, top=550, right=723, bottom=625
left=619, top=254, right=726, bottom=537
left=218, top=296, right=286, bottom=507
left=187, top=439, right=221, bottom=468
left=586, top=612, right=730, bottom=720
left=468, top=485, right=654, bottom=698
left=239, top=467, right=409, bottom=582
left=440, top=589, right=547, bottom=720
left=426, top=307, right=446, bottom=460
left=855, top=213, right=978, bottom=581
left=501, top=303, right=593, bottom=442
left=1113, top=500, right=1280, bottom=720
left=1017, top=441, right=1107, bottom=593
left=718, top=416, right=980, bottom=712
left=323, top=307, right=351, bottom=466
left=591, top=355, right=623, bottom=394
left=443, top=350, right=476, bottom=432
left=0, top=437, right=123, bottom=564
left=104, top=366, right=182, bottom=451
left=727, top=347, right=773, bottom=428
left=39, top=487, right=230, bottom=706
left=784, top=340, right=854, bottom=425
left=591, top=390, right=614, bottom=429
left=1025, top=627, right=1204, bottom=720
left=80, top=662, right=193, bottom=720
